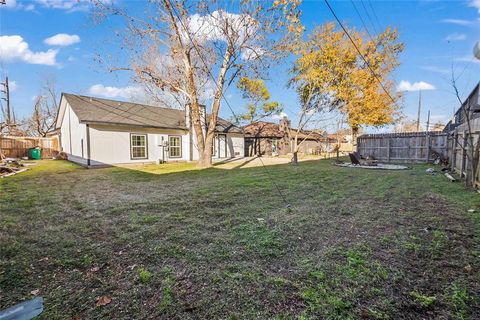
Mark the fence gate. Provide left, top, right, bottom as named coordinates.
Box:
left=357, top=132, right=448, bottom=163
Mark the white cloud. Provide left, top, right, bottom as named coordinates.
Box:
left=272, top=112, right=288, bottom=120
left=88, top=84, right=144, bottom=99
left=0, top=35, right=58, bottom=65
left=469, top=0, right=480, bottom=13
left=420, top=66, right=450, bottom=74
left=185, top=10, right=259, bottom=60
left=33, top=0, right=112, bottom=12
left=455, top=55, right=480, bottom=63
left=2, top=0, right=35, bottom=11
left=35, top=0, right=88, bottom=11
left=397, top=80, right=436, bottom=92
left=441, top=18, right=478, bottom=26
left=44, top=34, right=80, bottom=46
left=9, top=80, right=18, bottom=91
left=241, top=46, right=266, bottom=61
left=445, top=33, right=466, bottom=41
left=3, top=0, right=17, bottom=8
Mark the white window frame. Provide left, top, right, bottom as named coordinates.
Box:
left=130, top=134, right=148, bottom=160
left=169, top=135, right=182, bottom=158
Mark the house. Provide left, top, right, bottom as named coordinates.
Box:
left=243, top=117, right=336, bottom=156
left=55, top=93, right=244, bottom=166
left=442, top=82, right=480, bottom=177
left=444, top=82, right=480, bottom=133
left=328, top=132, right=354, bottom=153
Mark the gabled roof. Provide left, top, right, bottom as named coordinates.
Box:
left=57, top=93, right=243, bottom=133
left=61, top=93, right=187, bottom=130
left=243, top=121, right=331, bottom=141
left=210, top=116, right=244, bottom=134
left=243, top=121, right=285, bottom=138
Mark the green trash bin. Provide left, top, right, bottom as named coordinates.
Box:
left=28, top=147, right=41, bottom=160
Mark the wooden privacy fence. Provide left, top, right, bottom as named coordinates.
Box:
left=0, top=136, right=60, bottom=159
left=357, top=131, right=448, bottom=163
left=445, top=117, right=480, bottom=186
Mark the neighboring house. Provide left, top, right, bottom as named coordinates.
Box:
left=243, top=117, right=336, bottom=156
left=328, top=133, right=354, bottom=153
left=444, top=82, right=480, bottom=133
left=55, top=93, right=244, bottom=166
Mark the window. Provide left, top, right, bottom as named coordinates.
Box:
left=130, top=134, right=147, bottom=159
left=169, top=136, right=182, bottom=158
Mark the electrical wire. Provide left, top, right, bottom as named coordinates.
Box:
left=323, top=0, right=398, bottom=107
left=350, top=0, right=375, bottom=42
left=359, top=0, right=380, bottom=35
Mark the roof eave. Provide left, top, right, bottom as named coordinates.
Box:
left=80, top=120, right=188, bottom=131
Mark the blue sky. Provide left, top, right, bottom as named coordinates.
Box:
left=1, top=0, right=479, bottom=133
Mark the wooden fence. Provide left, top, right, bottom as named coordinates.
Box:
left=0, top=136, right=60, bottom=159
left=446, top=117, right=480, bottom=186
left=357, top=131, right=448, bottom=163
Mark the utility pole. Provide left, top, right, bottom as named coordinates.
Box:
left=0, top=77, right=10, bottom=127
left=416, top=90, right=422, bottom=132
left=426, top=109, right=430, bottom=132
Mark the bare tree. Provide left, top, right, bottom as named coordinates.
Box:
left=24, top=77, right=59, bottom=137
left=431, top=121, right=445, bottom=131
left=451, top=71, right=479, bottom=188
left=393, top=117, right=423, bottom=133
left=93, top=0, right=301, bottom=168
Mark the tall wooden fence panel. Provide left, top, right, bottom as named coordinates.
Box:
left=445, top=116, right=480, bottom=186
left=357, top=132, right=448, bottom=163
left=0, top=136, right=60, bottom=159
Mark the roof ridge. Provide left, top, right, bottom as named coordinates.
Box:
left=62, top=92, right=184, bottom=113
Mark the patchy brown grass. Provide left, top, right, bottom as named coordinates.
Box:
left=1, top=159, right=480, bottom=319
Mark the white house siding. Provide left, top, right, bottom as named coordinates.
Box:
left=190, top=132, right=244, bottom=160
left=59, top=98, right=244, bottom=166
left=60, top=103, right=88, bottom=165
left=227, top=134, right=245, bottom=158
left=88, top=124, right=189, bottom=165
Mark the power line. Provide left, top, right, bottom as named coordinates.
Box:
left=323, top=0, right=398, bottom=106
left=350, top=0, right=375, bottom=42
left=166, top=0, right=292, bottom=209
left=359, top=0, right=380, bottom=35
left=360, top=0, right=395, bottom=62
left=366, top=0, right=384, bottom=34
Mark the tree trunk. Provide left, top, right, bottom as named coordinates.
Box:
left=292, top=151, right=298, bottom=165
left=198, top=46, right=232, bottom=169
left=292, top=133, right=299, bottom=165
left=351, top=127, right=358, bottom=149
left=198, top=149, right=213, bottom=168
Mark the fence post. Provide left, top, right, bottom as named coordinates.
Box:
left=387, top=137, right=391, bottom=162
left=461, top=131, right=467, bottom=177
left=426, top=133, right=431, bottom=163
left=452, top=132, right=457, bottom=171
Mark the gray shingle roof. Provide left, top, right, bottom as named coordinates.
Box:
left=63, top=93, right=187, bottom=130
left=62, top=93, right=243, bottom=133
left=209, top=116, right=244, bottom=134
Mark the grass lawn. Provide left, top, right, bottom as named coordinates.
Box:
left=1, top=159, right=480, bottom=319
